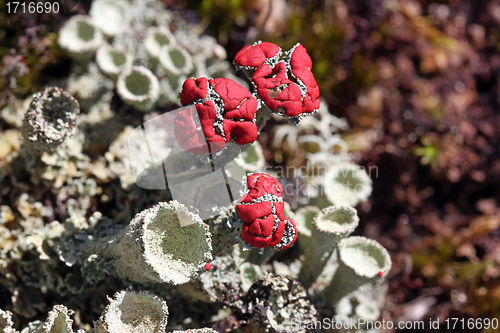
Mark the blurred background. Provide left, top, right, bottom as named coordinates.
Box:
left=1, top=0, right=500, bottom=331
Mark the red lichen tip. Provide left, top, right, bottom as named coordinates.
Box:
left=235, top=42, right=320, bottom=121
left=378, top=271, right=384, bottom=277
left=234, top=41, right=281, bottom=69
left=177, top=77, right=259, bottom=154
left=179, top=77, right=209, bottom=105
left=236, top=173, right=297, bottom=250
left=205, top=262, right=212, bottom=271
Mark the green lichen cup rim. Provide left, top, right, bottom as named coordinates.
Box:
left=338, top=236, right=392, bottom=278
left=313, top=205, right=359, bottom=235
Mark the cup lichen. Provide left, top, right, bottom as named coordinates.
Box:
left=116, top=66, right=160, bottom=112
left=0, top=2, right=396, bottom=329
left=321, top=236, right=392, bottom=304
left=98, top=201, right=213, bottom=285
left=323, top=163, right=373, bottom=207
left=58, top=16, right=103, bottom=61
left=93, top=290, right=168, bottom=333
left=89, top=0, right=130, bottom=37
left=22, top=87, right=80, bottom=153
left=298, top=205, right=359, bottom=289
left=96, top=45, right=134, bottom=81
left=145, top=27, right=177, bottom=61
left=159, top=45, right=194, bottom=85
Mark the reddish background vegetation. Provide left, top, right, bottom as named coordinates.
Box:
left=181, top=0, right=500, bottom=329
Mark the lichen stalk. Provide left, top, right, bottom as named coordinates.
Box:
left=207, top=206, right=243, bottom=256
left=84, top=201, right=213, bottom=285
left=293, top=206, right=320, bottom=251
left=298, top=206, right=359, bottom=289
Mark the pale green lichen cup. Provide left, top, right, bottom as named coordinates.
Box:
left=323, top=163, right=373, bottom=207
left=96, top=44, right=133, bottom=81
left=145, top=27, right=176, bottom=60
left=321, top=236, right=392, bottom=304
left=159, top=45, right=193, bottom=86
left=294, top=205, right=320, bottom=252
left=116, top=66, right=160, bottom=112
left=89, top=0, right=129, bottom=37
left=58, top=15, right=103, bottom=61
left=93, top=290, right=168, bottom=333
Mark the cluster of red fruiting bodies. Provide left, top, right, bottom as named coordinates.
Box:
left=175, top=42, right=317, bottom=250
left=175, top=41, right=320, bottom=155
left=235, top=42, right=320, bottom=119
left=175, top=77, right=259, bottom=154
left=236, top=173, right=297, bottom=250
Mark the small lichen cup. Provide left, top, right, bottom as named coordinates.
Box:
left=321, top=236, right=392, bottom=304
left=144, top=27, right=177, bottom=61
left=116, top=66, right=160, bottom=112
left=240, top=262, right=264, bottom=291
left=158, top=44, right=194, bottom=87
left=22, top=86, right=80, bottom=153
left=58, top=15, right=103, bottom=61
left=323, top=163, right=373, bottom=207
left=93, top=290, right=168, bottom=333
left=96, top=44, right=133, bottom=81
left=89, top=0, right=129, bottom=37
left=234, top=141, right=265, bottom=172
left=298, top=206, right=359, bottom=289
